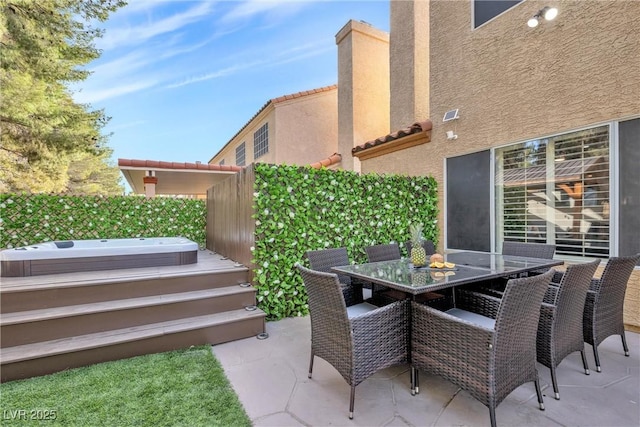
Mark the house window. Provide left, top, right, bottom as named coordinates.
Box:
left=495, top=125, right=610, bottom=258
left=254, top=123, right=269, bottom=159
left=236, top=142, right=246, bottom=166
left=219, top=159, right=225, bottom=166
left=473, top=0, right=522, bottom=28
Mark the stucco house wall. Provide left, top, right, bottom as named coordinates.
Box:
left=336, top=20, right=390, bottom=172
left=272, top=90, right=338, bottom=166
left=363, top=0, right=640, bottom=178
left=210, top=107, right=276, bottom=166
left=358, top=0, right=640, bottom=329
left=209, top=86, right=338, bottom=167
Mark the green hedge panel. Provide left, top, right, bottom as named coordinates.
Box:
left=0, top=194, right=206, bottom=248
left=252, top=164, right=438, bottom=320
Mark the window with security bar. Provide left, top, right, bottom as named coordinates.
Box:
left=236, top=142, right=246, bottom=166
left=254, top=123, right=269, bottom=159
left=495, top=125, right=610, bottom=258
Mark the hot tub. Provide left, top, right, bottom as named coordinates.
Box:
left=0, top=237, right=199, bottom=277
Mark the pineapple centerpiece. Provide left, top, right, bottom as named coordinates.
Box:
left=409, top=223, right=427, bottom=267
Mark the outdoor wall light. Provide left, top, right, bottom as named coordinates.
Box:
left=446, top=130, right=458, bottom=140
left=527, top=6, right=558, bottom=28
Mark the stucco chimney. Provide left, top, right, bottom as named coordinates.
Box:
left=390, top=0, right=430, bottom=130
left=336, top=20, right=390, bottom=172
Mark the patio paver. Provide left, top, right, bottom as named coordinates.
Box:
left=212, top=316, right=640, bottom=427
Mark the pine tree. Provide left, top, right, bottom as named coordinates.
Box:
left=0, top=0, right=126, bottom=194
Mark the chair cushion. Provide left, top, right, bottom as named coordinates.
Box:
left=446, top=308, right=495, bottom=329
left=347, top=302, right=379, bottom=318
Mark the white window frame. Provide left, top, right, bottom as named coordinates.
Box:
left=254, top=123, right=269, bottom=160
left=491, top=123, right=613, bottom=261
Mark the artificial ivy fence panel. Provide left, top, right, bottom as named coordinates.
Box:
left=251, top=163, right=438, bottom=320
left=0, top=194, right=206, bottom=249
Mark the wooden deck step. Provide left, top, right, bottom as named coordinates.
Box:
left=1, top=309, right=266, bottom=382
left=1, top=286, right=256, bottom=325
left=1, top=268, right=250, bottom=313
left=1, top=286, right=258, bottom=347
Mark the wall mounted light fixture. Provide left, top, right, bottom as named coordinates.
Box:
left=527, top=6, right=558, bottom=28
left=446, top=130, right=458, bottom=140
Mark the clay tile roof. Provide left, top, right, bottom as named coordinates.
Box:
left=270, top=85, right=336, bottom=104
left=309, top=152, right=342, bottom=169
left=352, top=120, right=433, bottom=154
left=118, top=159, right=242, bottom=172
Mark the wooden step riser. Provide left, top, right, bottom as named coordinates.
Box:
left=1, top=291, right=257, bottom=347
left=1, top=316, right=265, bottom=382
left=1, top=270, right=249, bottom=313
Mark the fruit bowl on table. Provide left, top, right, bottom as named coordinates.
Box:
left=409, top=261, right=457, bottom=271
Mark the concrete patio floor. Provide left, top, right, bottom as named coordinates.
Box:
left=212, top=316, right=640, bottom=427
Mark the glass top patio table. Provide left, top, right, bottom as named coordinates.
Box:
left=331, top=251, right=563, bottom=296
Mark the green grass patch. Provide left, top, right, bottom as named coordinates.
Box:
left=0, top=346, right=251, bottom=427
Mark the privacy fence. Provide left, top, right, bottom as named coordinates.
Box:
left=0, top=194, right=206, bottom=249
left=208, top=163, right=439, bottom=320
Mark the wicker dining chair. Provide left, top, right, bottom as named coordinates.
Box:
left=582, top=253, right=640, bottom=372
left=404, top=240, right=436, bottom=258
left=365, top=243, right=401, bottom=262
left=306, top=247, right=363, bottom=306
left=411, top=270, right=554, bottom=427
left=296, top=264, right=409, bottom=419
left=502, top=241, right=556, bottom=260
left=478, top=241, right=557, bottom=297
left=364, top=243, right=401, bottom=298
left=536, top=258, right=600, bottom=399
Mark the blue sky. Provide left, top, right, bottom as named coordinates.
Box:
left=73, top=0, right=390, bottom=166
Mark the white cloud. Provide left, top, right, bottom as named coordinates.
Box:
left=165, top=40, right=331, bottom=89
left=74, top=80, right=159, bottom=104
left=219, top=0, right=314, bottom=28
left=98, top=1, right=216, bottom=50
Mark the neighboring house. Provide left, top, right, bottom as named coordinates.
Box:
left=118, top=159, right=240, bottom=198
left=208, top=19, right=392, bottom=173
left=209, top=85, right=340, bottom=168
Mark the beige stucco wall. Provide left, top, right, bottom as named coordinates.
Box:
left=336, top=20, right=390, bottom=171
left=625, top=271, right=640, bottom=332
left=390, top=0, right=430, bottom=129
left=360, top=0, right=640, bottom=327
left=209, top=89, right=338, bottom=168
left=272, top=90, right=338, bottom=165
left=210, top=107, right=276, bottom=166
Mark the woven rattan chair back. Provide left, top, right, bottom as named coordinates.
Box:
left=411, top=270, right=553, bottom=427
left=296, top=264, right=353, bottom=377
left=405, top=240, right=436, bottom=257
left=584, top=253, right=640, bottom=371
left=365, top=243, right=401, bottom=262
left=502, top=241, right=556, bottom=259
left=306, top=248, right=363, bottom=306
left=306, top=247, right=352, bottom=284
left=536, top=259, right=600, bottom=399
left=492, top=271, right=554, bottom=365
left=296, top=264, right=409, bottom=419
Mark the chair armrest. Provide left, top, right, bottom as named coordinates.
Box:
left=543, top=285, right=559, bottom=305
left=350, top=299, right=409, bottom=371
left=589, top=278, right=601, bottom=293
left=537, top=302, right=555, bottom=334
left=455, top=288, right=501, bottom=319
left=411, top=302, right=493, bottom=376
